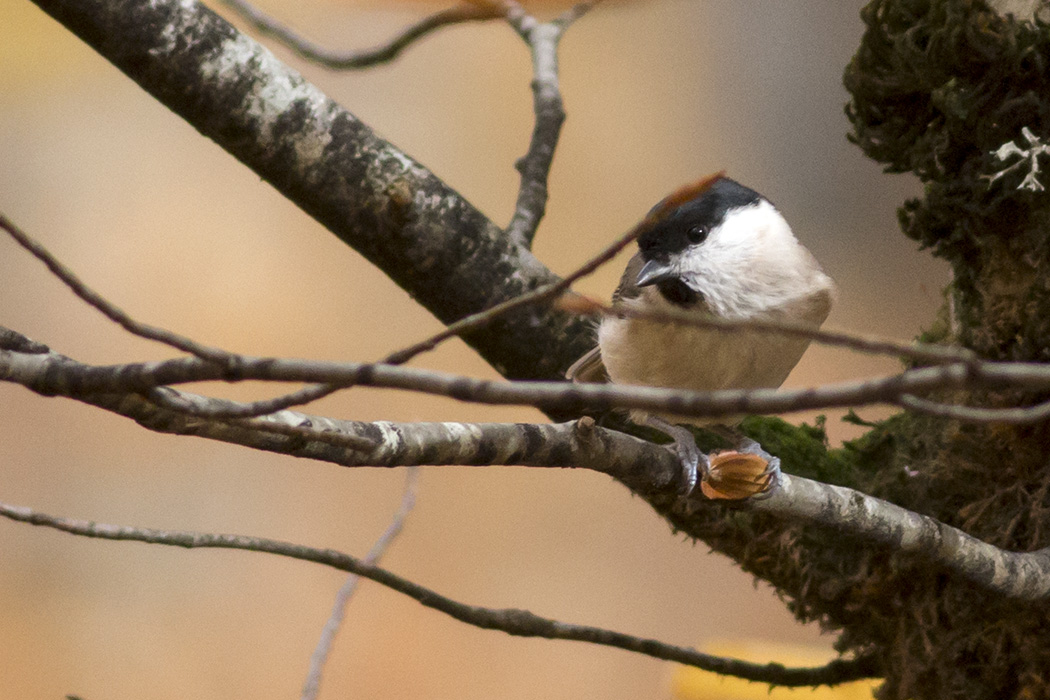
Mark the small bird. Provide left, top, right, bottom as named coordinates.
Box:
left=567, top=176, right=835, bottom=495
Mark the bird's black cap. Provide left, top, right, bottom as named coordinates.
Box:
left=638, top=177, right=763, bottom=261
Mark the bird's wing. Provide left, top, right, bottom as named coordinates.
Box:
left=612, top=251, right=645, bottom=304
left=565, top=345, right=609, bottom=383
left=566, top=253, right=649, bottom=384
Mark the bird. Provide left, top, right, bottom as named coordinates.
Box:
left=566, top=176, right=835, bottom=496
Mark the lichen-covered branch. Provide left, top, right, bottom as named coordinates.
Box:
left=4, top=327, right=1050, bottom=601
left=27, top=0, right=592, bottom=382
left=753, top=474, right=1050, bottom=600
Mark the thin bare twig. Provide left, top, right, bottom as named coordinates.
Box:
left=217, top=0, right=505, bottom=69
left=502, top=1, right=598, bottom=247
left=301, top=468, right=420, bottom=700
left=897, top=394, right=1050, bottom=424
left=0, top=211, right=351, bottom=420
left=0, top=212, right=233, bottom=365
left=0, top=499, right=879, bottom=685
left=145, top=382, right=343, bottom=420
left=577, top=298, right=976, bottom=366
left=6, top=329, right=1050, bottom=424
left=68, top=380, right=378, bottom=452
left=12, top=327, right=1050, bottom=423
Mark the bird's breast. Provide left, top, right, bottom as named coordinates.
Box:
left=596, top=313, right=812, bottom=425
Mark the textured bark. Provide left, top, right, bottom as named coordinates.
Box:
left=7, top=328, right=1050, bottom=603
left=807, top=1, right=1050, bottom=697
left=28, top=0, right=592, bottom=382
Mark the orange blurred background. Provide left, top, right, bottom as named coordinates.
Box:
left=0, top=1, right=947, bottom=698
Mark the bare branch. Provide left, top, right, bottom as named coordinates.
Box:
left=754, top=474, right=1050, bottom=600
left=0, top=212, right=233, bottom=365
left=145, top=381, right=343, bottom=420
left=216, top=1, right=505, bottom=70
left=0, top=499, right=879, bottom=685
left=897, top=394, right=1050, bottom=424
left=66, top=388, right=688, bottom=490
left=501, top=1, right=598, bottom=247
left=553, top=2, right=598, bottom=28
left=301, top=468, right=420, bottom=700
left=5, top=328, right=1050, bottom=424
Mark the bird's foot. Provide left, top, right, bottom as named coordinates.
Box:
left=700, top=437, right=781, bottom=500
left=645, top=416, right=709, bottom=496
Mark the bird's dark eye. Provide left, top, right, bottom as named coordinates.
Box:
left=686, top=224, right=708, bottom=244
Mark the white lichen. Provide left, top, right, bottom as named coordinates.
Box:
left=199, top=33, right=334, bottom=174
left=147, top=0, right=197, bottom=58
left=989, top=126, right=1049, bottom=192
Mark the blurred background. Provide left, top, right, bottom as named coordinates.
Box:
left=0, top=0, right=947, bottom=698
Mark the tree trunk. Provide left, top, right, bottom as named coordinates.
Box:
left=814, top=1, right=1050, bottom=696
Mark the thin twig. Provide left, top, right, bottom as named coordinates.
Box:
left=217, top=0, right=505, bottom=70
left=1, top=210, right=351, bottom=420
left=502, top=1, right=598, bottom=247
left=301, top=468, right=420, bottom=700
left=553, top=1, right=598, bottom=28
left=578, top=298, right=976, bottom=366
left=125, top=386, right=380, bottom=451
left=0, top=499, right=879, bottom=686
left=897, top=394, right=1050, bottom=424
left=7, top=331, right=1050, bottom=424
left=0, top=213, right=233, bottom=365
left=146, top=382, right=343, bottom=420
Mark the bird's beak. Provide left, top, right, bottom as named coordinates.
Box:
left=636, top=259, right=677, bottom=287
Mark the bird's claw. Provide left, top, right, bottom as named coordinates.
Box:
left=734, top=438, right=782, bottom=499
left=645, top=416, right=707, bottom=496
left=643, top=420, right=781, bottom=499
left=671, top=435, right=710, bottom=496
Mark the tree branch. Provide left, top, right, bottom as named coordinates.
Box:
left=216, top=1, right=504, bottom=69
left=27, top=0, right=593, bottom=382
left=301, top=468, right=420, bottom=700
left=5, top=328, right=1050, bottom=425
left=753, top=474, right=1050, bottom=601
left=0, top=498, right=879, bottom=686
left=3, top=327, right=1050, bottom=600
left=501, top=2, right=596, bottom=247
